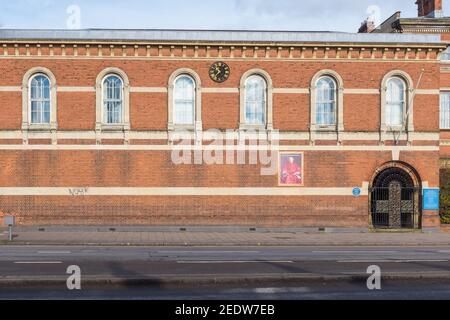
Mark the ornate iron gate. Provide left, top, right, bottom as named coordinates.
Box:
left=370, top=185, right=420, bottom=229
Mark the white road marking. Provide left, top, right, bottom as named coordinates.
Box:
left=177, top=260, right=294, bottom=264
left=253, top=287, right=311, bottom=294
left=313, top=251, right=398, bottom=254
left=14, top=261, right=63, bottom=264
left=38, top=251, right=71, bottom=254
left=342, top=271, right=450, bottom=275
left=157, top=251, right=260, bottom=254
left=337, top=259, right=449, bottom=263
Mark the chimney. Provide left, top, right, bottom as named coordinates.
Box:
left=416, top=0, right=443, bottom=18
left=358, top=19, right=376, bottom=33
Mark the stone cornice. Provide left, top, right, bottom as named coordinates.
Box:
left=0, top=42, right=445, bottom=61
left=0, top=39, right=445, bottom=47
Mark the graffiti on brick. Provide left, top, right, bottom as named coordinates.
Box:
left=69, top=188, right=89, bottom=196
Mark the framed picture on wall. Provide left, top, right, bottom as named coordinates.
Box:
left=278, top=152, right=304, bottom=187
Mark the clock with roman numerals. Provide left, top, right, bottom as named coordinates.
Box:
left=209, top=61, right=231, bottom=83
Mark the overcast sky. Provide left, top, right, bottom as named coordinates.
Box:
left=1, top=0, right=450, bottom=32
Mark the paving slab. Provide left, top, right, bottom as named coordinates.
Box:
left=2, top=229, right=450, bottom=246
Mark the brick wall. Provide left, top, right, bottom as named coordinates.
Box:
left=0, top=43, right=442, bottom=228
left=0, top=149, right=439, bottom=226
left=0, top=59, right=440, bottom=132
left=0, top=195, right=369, bottom=227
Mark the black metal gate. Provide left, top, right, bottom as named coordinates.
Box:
left=370, top=186, right=420, bottom=229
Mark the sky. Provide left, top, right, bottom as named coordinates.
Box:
left=1, top=0, right=450, bottom=33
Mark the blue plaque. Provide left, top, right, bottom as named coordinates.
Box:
left=352, top=188, right=361, bottom=197
left=423, top=189, right=440, bottom=211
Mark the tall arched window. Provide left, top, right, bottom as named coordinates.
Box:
left=441, top=92, right=450, bottom=129
left=173, top=75, right=196, bottom=125
left=22, top=67, right=58, bottom=145
left=244, top=75, right=267, bottom=125
left=30, top=74, right=51, bottom=124
left=441, top=47, right=450, bottom=62
left=95, top=67, right=130, bottom=144
left=386, top=77, right=406, bottom=127
left=316, top=76, right=337, bottom=126
left=380, top=70, right=413, bottom=140
left=167, top=69, right=202, bottom=134
left=310, top=70, right=344, bottom=137
left=102, top=75, right=123, bottom=124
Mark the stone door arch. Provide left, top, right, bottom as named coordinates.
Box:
left=370, top=162, right=422, bottom=229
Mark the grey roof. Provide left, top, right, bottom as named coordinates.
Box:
left=0, top=29, right=443, bottom=45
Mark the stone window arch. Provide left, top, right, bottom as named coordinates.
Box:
left=168, top=68, right=202, bottom=132
left=239, top=69, right=273, bottom=131
left=95, top=67, right=130, bottom=140
left=310, top=70, right=344, bottom=133
left=22, top=67, right=58, bottom=142
left=380, top=70, right=414, bottom=134
left=173, top=75, right=196, bottom=126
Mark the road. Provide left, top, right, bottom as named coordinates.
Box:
left=1, top=245, right=450, bottom=299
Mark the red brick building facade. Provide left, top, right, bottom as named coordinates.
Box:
left=0, top=28, right=445, bottom=231
left=359, top=0, right=450, bottom=229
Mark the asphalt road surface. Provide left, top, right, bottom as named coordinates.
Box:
left=1, top=245, right=450, bottom=299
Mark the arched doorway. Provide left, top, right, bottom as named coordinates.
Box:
left=370, top=162, right=422, bottom=230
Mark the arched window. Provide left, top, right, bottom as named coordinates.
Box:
left=95, top=67, right=130, bottom=144
left=385, top=77, right=406, bottom=127
left=102, top=75, right=123, bottom=124
left=315, top=76, right=337, bottom=126
left=167, top=69, right=202, bottom=133
left=380, top=70, right=413, bottom=139
left=30, top=74, right=51, bottom=124
left=441, top=47, right=450, bottom=61
left=310, top=70, right=344, bottom=137
left=173, top=75, right=195, bottom=125
left=244, top=75, right=267, bottom=125
left=22, top=67, right=58, bottom=144
left=440, top=92, right=450, bottom=129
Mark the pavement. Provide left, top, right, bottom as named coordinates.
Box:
left=2, top=228, right=450, bottom=246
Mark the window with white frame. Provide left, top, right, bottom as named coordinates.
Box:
left=244, top=75, right=267, bottom=125
left=173, top=75, right=195, bottom=125
left=441, top=92, right=450, bottom=129
left=102, top=75, right=123, bottom=124
left=30, top=74, right=51, bottom=124
left=315, top=76, right=337, bottom=126
left=442, top=47, right=450, bottom=61
left=385, top=77, right=406, bottom=127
